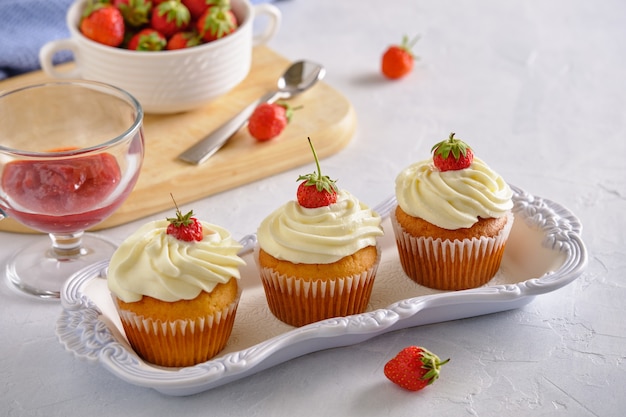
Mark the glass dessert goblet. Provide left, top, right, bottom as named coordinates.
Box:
left=0, top=81, right=144, bottom=299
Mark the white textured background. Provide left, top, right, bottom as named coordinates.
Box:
left=1, top=0, right=625, bottom=416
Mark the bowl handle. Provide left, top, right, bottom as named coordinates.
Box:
left=39, top=39, right=82, bottom=79
left=251, top=3, right=282, bottom=46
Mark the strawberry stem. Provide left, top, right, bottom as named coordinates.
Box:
left=399, top=34, right=420, bottom=59
left=308, top=137, right=323, bottom=182
left=170, top=192, right=180, bottom=213
left=402, top=34, right=421, bottom=51
left=276, top=101, right=303, bottom=123
left=297, top=137, right=338, bottom=193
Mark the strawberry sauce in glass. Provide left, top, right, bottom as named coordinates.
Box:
left=0, top=81, right=144, bottom=298
left=3, top=153, right=124, bottom=233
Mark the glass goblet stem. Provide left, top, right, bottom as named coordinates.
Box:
left=48, top=232, right=87, bottom=259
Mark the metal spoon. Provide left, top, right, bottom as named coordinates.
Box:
left=178, top=60, right=326, bottom=165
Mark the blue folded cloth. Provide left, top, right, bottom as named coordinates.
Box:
left=0, top=0, right=74, bottom=80
left=0, top=0, right=276, bottom=80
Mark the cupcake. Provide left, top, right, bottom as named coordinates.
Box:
left=107, top=204, right=245, bottom=367
left=392, top=133, right=514, bottom=290
left=256, top=138, right=384, bottom=327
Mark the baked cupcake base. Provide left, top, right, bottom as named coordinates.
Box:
left=391, top=208, right=514, bottom=290
left=257, top=245, right=380, bottom=327
left=113, top=280, right=240, bottom=368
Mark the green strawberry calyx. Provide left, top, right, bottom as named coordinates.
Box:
left=200, top=6, right=236, bottom=38
left=117, top=0, right=152, bottom=27
left=399, top=34, right=421, bottom=58
left=419, top=347, right=450, bottom=385
left=157, top=0, right=191, bottom=27
left=297, top=137, right=338, bottom=194
left=166, top=193, right=195, bottom=228
left=82, top=0, right=109, bottom=18
left=166, top=207, right=196, bottom=228
left=275, top=101, right=303, bottom=124
left=208, top=0, right=231, bottom=8
left=135, top=30, right=167, bottom=51
left=431, top=132, right=471, bottom=160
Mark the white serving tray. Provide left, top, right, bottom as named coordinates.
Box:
left=56, top=185, right=587, bottom=396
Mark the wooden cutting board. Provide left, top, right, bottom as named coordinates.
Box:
left=0, top=46, right=356, bottom=234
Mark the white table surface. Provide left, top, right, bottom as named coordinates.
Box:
left=2, top=0, right=625, bottom=415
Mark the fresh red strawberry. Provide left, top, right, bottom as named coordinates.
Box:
left=431, top=132, right=474, bottom=171
left=166, top=204, right=203, bottom=242
left=127, top=28, right=167, bottom=50
left=384, top=346, right=450, bottom=391
left=182, top=0, right=210, bottom=20
left=196, top=5, right=238, bottom=42
left=381, top=35, right=420, bottom=80
left=79, top=4, right=125, bottom=47
left=166, top=30, right=201, bottom=49
left=151, top=0, right=191, bottom=38
left=247, top=101, right=298, bottom=141
left=114, top=0, right=153, bottom=27
left=296, top=137, right=338, bottom=208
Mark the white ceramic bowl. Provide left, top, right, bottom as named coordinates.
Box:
left=39, top=0, right=281, bottom=114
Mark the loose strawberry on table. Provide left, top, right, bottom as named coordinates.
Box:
left=381, top=35, right=420, bottom=80
left=247, top=102, right=298, bottom=142
left=296, top=137, right=338, bottom=209
left=431, top=132, right=474, bottom=172
left=384, top=346, right=450, bottom=392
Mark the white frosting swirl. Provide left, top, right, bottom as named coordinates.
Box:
left=395, top=157, right=513, bottom=229
left=257, top=190, right=384, bottom=264
left=107, top=220, right=245, bottom=303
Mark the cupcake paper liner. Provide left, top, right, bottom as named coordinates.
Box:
left=257, top=246, right=381, bottom=327
left=115, top=294, right=240, bottom=368
left=391, top=211, right=514, bottom=290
